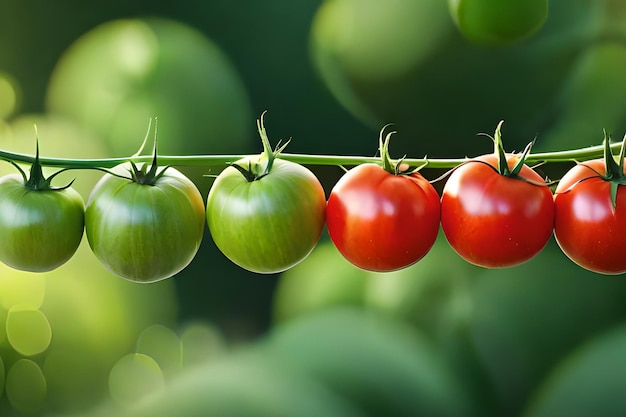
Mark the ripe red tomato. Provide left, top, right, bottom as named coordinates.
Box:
left=441, top=154, right=554, bottom=268
left=554, top=159, right=626, bottom=274
left=326, top=163, right=441, bottom=272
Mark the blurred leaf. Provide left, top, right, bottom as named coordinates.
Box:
left=364, top=232, right=478, bottom=338
left=469, top=239, right=626, bottom=416
left=537, top=42, right=626, bottom=151
left=264, top=308, right=478, bottom=417
left=122, top=347, right=365, bottom=417
left=364, top=232, right=496, bottom=414
left=273, top=239, right=369, bottom=323
left=524, top=323, right=626, bottom=417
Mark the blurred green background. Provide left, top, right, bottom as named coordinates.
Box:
left=2, top=0, right=626, bottom=416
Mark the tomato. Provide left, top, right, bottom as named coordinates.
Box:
left=448, top=0, right=548, bottom=46
left=46, top=18, right=253, bottom=157
left=441, top=154, right=554, bottom=268
left=553, top=159, right=626, bottom=275
left=326, top=163, right=440, bottom=272
left=0, top=174, right=84, bottom=272
left=206, top=159, right=326, bottom=274
left=85, top=164, right=205, bottom=282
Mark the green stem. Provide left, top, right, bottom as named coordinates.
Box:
left=0, top=141, right=618, bottom=171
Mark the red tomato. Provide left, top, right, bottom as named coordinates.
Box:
left=441, top=154, right=554, bottom=268
left=326, top=163, right=441, bottom=272
left=554, top=159, right=626, bottom=274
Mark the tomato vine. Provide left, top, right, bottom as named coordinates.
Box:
left=2, top=118, right=626, bottom=279
left=0, top=134, right=621, bottom=172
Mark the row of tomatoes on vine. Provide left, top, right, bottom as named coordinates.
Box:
left=1, top=121, right=625, bottom=281
left=320, top=127, right=626, bottom=277
left=321, top=144, right=626, bottom=277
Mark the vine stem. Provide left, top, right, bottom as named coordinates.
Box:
left=0, top=141, right=619, bottom=171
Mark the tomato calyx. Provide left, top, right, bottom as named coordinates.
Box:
left=490, top=120, right=534, bottom=179
left=433, top=121, right=548, bottom=187
left=464, top=120, right=549, bottom=187
left=562, top=132, right=626, bottom=210
left=128, top=146, right=169, bottom=185
left=8, top=132, right=75, bottom=191
left=229, top=111, right=290, bottom=182
left=597, top=131, right=626, bottom=209
left=378, top=125, right=426, bottom=176
left=125, top=119, right=170, bottom=186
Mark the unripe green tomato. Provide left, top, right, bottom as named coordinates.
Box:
left=448, top=0, right=548, bottom=46
left=206, top=159, right=326, bottom=274
left=85, top=165, right=206, bottom=282
left=0, top=174, right=84, bottom=272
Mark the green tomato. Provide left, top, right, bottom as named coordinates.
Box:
left=0, top=174, right=84, bottom=272
left=206, top=159, right=326, bottom=274
left=46, top=18, right=252, bottom=157
left=85, top=165, right=205, bottom=282
left=449, top=0, right=548, bottom=46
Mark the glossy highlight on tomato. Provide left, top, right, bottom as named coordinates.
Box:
left=85, top=164, right=206, bottom=282
left=0, top=174, right=84, bottom=272
left=554, top=159, right=626, bottom=275
left=441, top=155, right=554, bottom=268
left=326, top=163, right=441, bottom=272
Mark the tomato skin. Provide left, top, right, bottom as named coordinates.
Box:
left=206, top=158, right=326, bottom=274
left=554, top=159, right=626, bottom=275
left=449, top=0, right=548, bottom=46
left=441, top=155, right=554, bottom=268
left=85, top=165, right=205, bottom=282
left=0, top=174, right=85, bottom=272
left=326, top=163, right=441, bottom=272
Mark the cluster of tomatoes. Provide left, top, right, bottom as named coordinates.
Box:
left=0, top=154, right=207, bottom=282
left=0, top=121, right=625, bottom=282
left=326, top=131, right=626, bottom=276
left=215, top=124, right=626, bottom=277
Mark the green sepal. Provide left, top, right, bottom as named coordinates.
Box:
left=601, top=130, right=626, bottom=210
left=493, top=121, right=511, bottom=176
left=379, top=124, right=396, bottom=173
left=229, top=160, right=257, bottom=182
left=231, top=111, right=290, bottom=182
left=20, top=128, right=75, bottom=191
left=377, top=125, right=427, bottom=175
left=603, top=130, right=622, bottom=181
left=127, top=118, right=170, bottom=186
left=610, top=181, right=619, bottom=211
left=491, top=120, right=537, bottom=180
left=510, top=140, right=535, bottom=177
